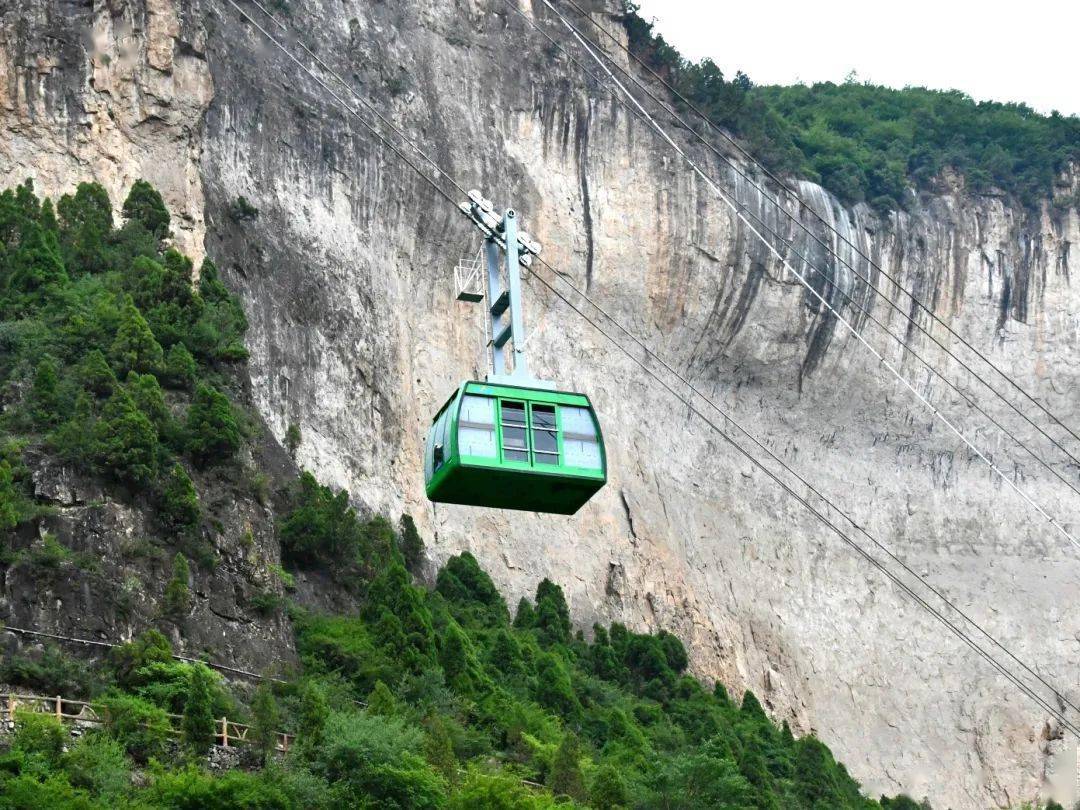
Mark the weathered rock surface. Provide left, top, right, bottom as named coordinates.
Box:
left=4, top=0, right=1080, bottom=807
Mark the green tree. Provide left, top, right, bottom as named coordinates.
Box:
left=185, top=383, right=241, bottom=466
left=125, top=371, right=169, bottom=431
left=285, top=422, right=302, bottom=457
left=181, top=663, right=217, bottom=754
left=159, top=462, right=200, bottom=533
left=549, top=732, right=586, bottom=802
left=422, top=714, right=458, bottom=785
left=164, top=552, right=192, bottom=618
left=79, top=348, right=117, bottom=396
left=164, top=342, right=197, bottom=390
left=122, top=179, right=170, bottom=238
left=110, top=298, right=164, bottom=374
left=398, top=513, right=423, bottom=574
left=250, top=682, right=281, bottom=761
left=29, top=355, right=63, bottom=426
left=533, top=578, right=571, bottom=645
left=367, top=680, right=398, bottom=717
left=590, top=763, right=628, bottom=810
left=297, top=680, right=330, bottom=747
left=0, top=460, right=21, bottom=531
left=92, top=387, right=158, bottom=485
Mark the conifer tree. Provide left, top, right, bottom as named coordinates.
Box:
left=111, top=298, right=164, bottom=374
left=185, top=383, right=241, bottom=466
left=0, top=461, right=20, bottom=531
left=164, top=552, right=192, bottom=618
left=160, top=462, right=199, bottom=533
left=122, top=180, right=170, bottom=238
left=164, top=343, right=197, bottom=390
left=181, top=663, right=216, bottom=754
left=80, top=348, right=117, bottom=396
left=366, top=680, right=397, bottom=717
left=29, top=355, right=62, bottom=426
left=549, top=732, right=586, bottom=802
left=92, top=387, right=158, bottom=485
left=250, top=682, right=280, bottom=761
left=297, top=680, right=329, bottom=746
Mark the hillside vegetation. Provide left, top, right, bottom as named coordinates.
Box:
left=622, top=3, right=1080, bottom=212
left=0, top=180, right=930, bottom=807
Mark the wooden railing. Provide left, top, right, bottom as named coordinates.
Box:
left=1, top=692, right=293, bottom=753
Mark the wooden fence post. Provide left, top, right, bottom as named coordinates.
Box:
left=55, top=695, right=61, bottom=721
left=220, top=716, right=229, bottom=747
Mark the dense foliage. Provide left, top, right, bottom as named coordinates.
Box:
left=621, top=3, right=1080, bottom=211
left=0, top=179, right=249, bottom=554
left=0, top=183, right=924, bottom=806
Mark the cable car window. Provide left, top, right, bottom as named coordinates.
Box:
left=530, top=404, right=559, bottom=465
left=459, top=395, right=497, bottom=458
left=432, top=407, right=450, bottom=472
left=561, top=406, right=602, bottom=469
left=501, top=401, right=529, bottom=462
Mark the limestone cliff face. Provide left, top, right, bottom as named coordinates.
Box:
left=4, top=0, right=1080, bottom=807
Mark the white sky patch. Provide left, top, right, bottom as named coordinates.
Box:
left=635, top=0, right=1080, bottom=116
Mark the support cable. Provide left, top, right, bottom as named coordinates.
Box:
left=553, top=0, right=1080, bottom=456
left=510, top=0, right=1080, bottom=506
left=218, top=0, right=1080, bottom=737
left=506, top=0, right=1080, bottom=553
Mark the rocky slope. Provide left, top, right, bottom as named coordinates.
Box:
left=3, top=0, right=1080, bottom=806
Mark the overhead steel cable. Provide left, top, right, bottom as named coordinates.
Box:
left=553, top=0, right=1080, bottom=456
left=220, top=0, right=1080, bottom=738
left=501, top=0, right=1080, bottom=554
left=500, top=1, right=1080, bottom=509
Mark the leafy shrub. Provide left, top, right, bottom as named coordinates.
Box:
left=62, top=732, right=131, bottom=800
left=97, top=691, right=172, bottom=762
left=12, top=711, right=66, bottom=765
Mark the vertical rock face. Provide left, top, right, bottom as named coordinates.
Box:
left=0, top=0, right=211, bottom=260
left=3, top=0, right=1080, bottom=807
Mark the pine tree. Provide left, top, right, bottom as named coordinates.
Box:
left=0, top=461, right=20, bottom=531
left=297, top=680, right=329, bottom=746
left=79, top=349, right=117, bottom=397
left=111, top=298, right=164, bottom=374
left=164, top=552, right=192, bottom=618
left=284, top=422, right=302, bottom=457
left=534, top=578, right=571, bottom=645
left=185, top=383, right=241, bottom=466
left=366, top=680, right=397, bottom=717
left=92, top=387, right=158, bottom=485
left=29, top=355, right=63, bottom=426
left=122, top=180, right=170, bottom=238
left=125, top=371, right=169, bottom=431
left=549, top=732, right=586, bottom=802
left=181, top=663, right=217, bottom=754
left=164, top=343, right=197, bottom=390
left=160, top=462, right=199, bottom=533
left=423, top=714, right=457, bottom=784
left=250, top=682, right=280, bottom=761
left=590, top=763, right=628, bottom=810
left=398, top=513, right=423, bottom=574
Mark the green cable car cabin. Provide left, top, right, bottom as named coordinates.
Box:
left=424, top=380, right=606, bottom=515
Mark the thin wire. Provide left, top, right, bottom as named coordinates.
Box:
left=517, top=0, right=1080, bottom=553
left=523, top=267, right=1080, bottom=738
left=524, top=2, right=1080, bottom=507
left=554, top=0, right=1080, bottom=454
left=219, top=0, right=1080, bottom=737
left=2, top=624, right=287, bottom=684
